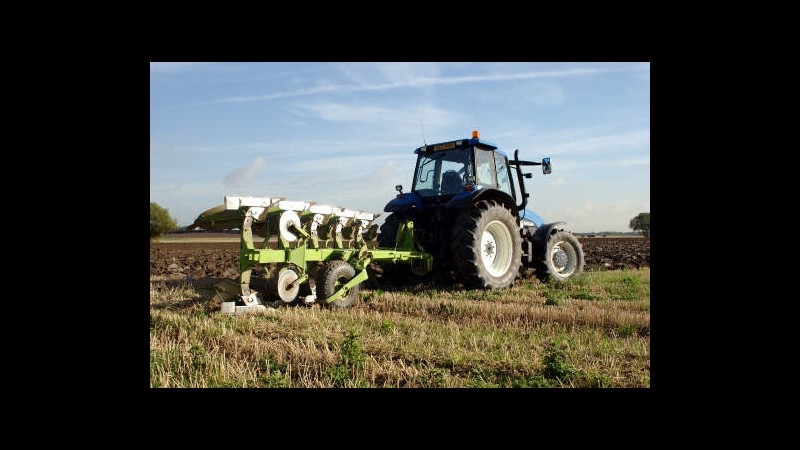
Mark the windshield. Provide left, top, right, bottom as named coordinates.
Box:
left=412, top=149, right=473, bottom=198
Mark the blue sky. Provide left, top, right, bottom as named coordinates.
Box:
left=150, top=62, right=649, bottom=232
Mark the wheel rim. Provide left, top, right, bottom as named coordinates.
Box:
left=480, top=220, right=513, bottom=277
left=334, top=276, right=348, bottom=292
left=277, top=268, right=300, bottom=303
left=550, top=241, right=578, bottom=277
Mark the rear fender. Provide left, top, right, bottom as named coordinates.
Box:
left=446, top=188, right=516, bottom=212
left=531, top=221, right=570, bottom=255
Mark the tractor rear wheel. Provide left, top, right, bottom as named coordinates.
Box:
left=451, top=200, right=521, bottom=289
left=376, top=212, right=414, bottom=287
left=536, top=231, right=584, bottom=282
left=316, top=260, right=360, bottom=309
left=378, top=212, right=406, bottom=248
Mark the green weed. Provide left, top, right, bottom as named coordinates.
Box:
left=542, top=342, right=578, bottom=381
left=584, top=372, right=613, bottom=388
left=512, top=375, right=554, bottom=388
left=327, top=365, right=349, bottom=387
left=544, top=290, right=562, bottom=306
left=422, top=367, right=450, bottom=388
left=466, top=367, right=501, bottom=388
left=617, top=322, right=636, bottom=338
left=341, top=328, right=365, bottom=367
left=379, top=320, right=395, bottom=335
left=573, top=288, right=600, bottom=301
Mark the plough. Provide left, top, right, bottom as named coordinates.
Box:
left=193, top=195, right=432, bottom=314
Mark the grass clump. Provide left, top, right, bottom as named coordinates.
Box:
left=542, top=341, right=578, bottom=381
left=327, top=327, right=368, bottom=387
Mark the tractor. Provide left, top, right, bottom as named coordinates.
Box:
left=377, top=130, right=584, bottom=288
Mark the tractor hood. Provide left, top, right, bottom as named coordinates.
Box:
left=519, top=209, right=544, bottom=227
left=384, top=191, right=424, bottom=213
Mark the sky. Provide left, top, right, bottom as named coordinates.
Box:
left=150, top=62, right=649, bottom=232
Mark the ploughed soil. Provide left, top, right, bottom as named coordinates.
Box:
left=150, top=237, right=650, bottom=278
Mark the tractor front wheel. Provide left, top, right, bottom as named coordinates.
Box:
left=536, top=231, right=584, bottom=282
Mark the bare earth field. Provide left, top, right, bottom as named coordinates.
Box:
left=150, top=236, right=650, bottom=278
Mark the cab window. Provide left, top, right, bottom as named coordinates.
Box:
left=495, top=153, right=514, bottom=198
left=475, top=148, right=497, bottom=186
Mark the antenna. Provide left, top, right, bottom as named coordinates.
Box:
left=420, top=120, right=427, bottom=146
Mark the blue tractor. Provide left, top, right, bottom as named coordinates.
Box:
left=378, top=130, right=584, bottom=288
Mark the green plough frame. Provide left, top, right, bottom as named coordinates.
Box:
left=238, top=212, right=432, bottom=304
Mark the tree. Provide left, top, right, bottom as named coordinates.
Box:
left=151, top=202, right=178, bottom=237
left=629, top=212, right=650, bottom=238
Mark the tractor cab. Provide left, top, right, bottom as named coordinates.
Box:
left=384, top=130, right=550, bottom=217
left=410, top=131, right=515, bottom=200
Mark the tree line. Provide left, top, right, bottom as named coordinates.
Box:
left=150, top=202, right=177, bottom=238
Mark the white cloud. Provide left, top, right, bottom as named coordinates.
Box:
left=599, top=157, right=650, bottom=167
left=232, top=138, right=410, bottom=155
left=336, top=62, right=444, bottom=86
left=223, top=156, right=267, bottom=188
left=545, top=129, right=650, bottom=156
left=216, top=65, right=645, bottom=104
left=293, top=102, right=464, bottom=131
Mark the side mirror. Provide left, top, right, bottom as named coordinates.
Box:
left=395, top=184, right=403, bottom=194
left=542, top=157, right=551, bottom=175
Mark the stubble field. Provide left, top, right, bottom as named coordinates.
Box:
left=149, top=236, right=650, bottom=388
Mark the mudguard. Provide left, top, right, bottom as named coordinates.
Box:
left=531, top=221, right=570, bottom=255
left=384, top=191, right=424, bottom=213
left=446, top=187, right=516, bottom=211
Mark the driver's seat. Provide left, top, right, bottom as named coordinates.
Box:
left=441, top=170, right=463, bottom=195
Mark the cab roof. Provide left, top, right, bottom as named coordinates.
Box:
left=414, top=137, right=509, bottom=159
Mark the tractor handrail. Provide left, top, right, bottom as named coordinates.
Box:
left=509, top=149, right=532, bottom=211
